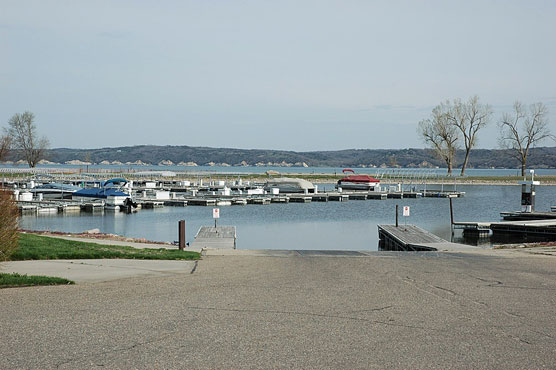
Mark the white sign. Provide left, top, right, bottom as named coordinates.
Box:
left=213, top=208, right=220, bottom=219
left=403, top=206, right=410, bottom=217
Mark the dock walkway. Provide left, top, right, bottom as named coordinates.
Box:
left=490, top=219, right=556, bottom=237
left=500, top=211, right=556, bottom=221
left=453, top=219, right=556, bottom=237
left=190, top=226, right=237, bottom=250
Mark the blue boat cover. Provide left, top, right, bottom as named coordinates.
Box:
left=74, top=188, right=129, bottom=199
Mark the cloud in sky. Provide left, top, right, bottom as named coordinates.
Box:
left=1, top=0, right=555, bottom=150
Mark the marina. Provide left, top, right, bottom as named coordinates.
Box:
left=7, top=173, right=467, bottom=215
left=13, top=182, right=556, bottom=251
left=2, top=168, right=554, bottom=251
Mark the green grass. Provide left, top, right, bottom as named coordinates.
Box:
left=10, top=233, right=200, bottom=261
left=0, top=272, right=74, bottom=288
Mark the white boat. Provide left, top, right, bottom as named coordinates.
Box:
left=264, top=178, right=315, bottom=194
left=30, top=183, right=81, bottom=199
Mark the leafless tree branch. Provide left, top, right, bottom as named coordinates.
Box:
left=7, top=111, right=49, bottom=167
left=498, top=101, right=553, bottom=176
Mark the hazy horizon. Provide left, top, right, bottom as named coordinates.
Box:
left=2, top=1, right=555, bottom=151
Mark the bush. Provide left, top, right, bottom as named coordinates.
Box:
left=0, top=189, right=18, bottom=261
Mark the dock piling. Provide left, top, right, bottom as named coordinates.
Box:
left=449, top=197, right=454, bottom=236
left=178, top=220, right=186, bottom=250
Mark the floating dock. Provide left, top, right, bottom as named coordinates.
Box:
left=452, top=221, right=493, bottom=236
left=500, top=211, right=556, bottom=221
left=422, top=190, right=464, bottom=198
left=453, top=219, right=556, bottom=238
left=378, top=224, right=476, bottom=252
left=490, top=219, right=556, bottom=237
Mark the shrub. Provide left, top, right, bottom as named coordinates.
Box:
left=0, top=189, right=18, bottom=261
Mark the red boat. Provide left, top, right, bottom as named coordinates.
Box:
left=336, top=169, right=381, bottom=191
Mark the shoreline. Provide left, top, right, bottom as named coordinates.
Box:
left=234, top=174, right=556, bottom=186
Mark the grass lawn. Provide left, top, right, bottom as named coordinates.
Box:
left=0, top=273, right=74, bottom=288
left=10, top=233, right=200, bottom=261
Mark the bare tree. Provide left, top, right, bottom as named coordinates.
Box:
left=7, top=111, right=49, bottom=167
left=447, top=96, right=492, bottom=176
left=499, top=101, right=553, bottom=176
left=418, top=103, right=459, bottom=175
left=0, top=133, right=10, bottom=162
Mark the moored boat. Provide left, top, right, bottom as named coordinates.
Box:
left=72, top=178, right=132, bottom=206
left=336, top=169, right=380, bottom=191
left=30, top=183, right=81, bottom=199
left=264, top=177, right=315, bottom=194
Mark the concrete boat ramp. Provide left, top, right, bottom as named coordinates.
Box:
left=3, top=225, right=479, bottom=284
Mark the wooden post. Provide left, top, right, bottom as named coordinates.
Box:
left=178, top=220, right=186, bottom=250
left=395, top=204, right=399, bottom=227
left=449, top=198, right=454, bottom=236
left=449, top=198, right=454, bottom=225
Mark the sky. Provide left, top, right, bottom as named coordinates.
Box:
left=1, top=0, right=555, bottom=151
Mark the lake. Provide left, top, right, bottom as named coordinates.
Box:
left=18, top=184, right=556, bottom=250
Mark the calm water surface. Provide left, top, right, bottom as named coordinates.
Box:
left=18, top=185, right=556, bottom=250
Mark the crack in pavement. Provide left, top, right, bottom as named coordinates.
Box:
left=486, top=284, right=556, bottom=290
left=184, top=305, right=434, bottom=331
left=342, top=306, right=393, bottom=314
left=190, top=260, right=198, bottom=274
left=54, top=329, right=186, bottom=369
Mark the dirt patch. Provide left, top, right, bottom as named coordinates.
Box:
left=19, top=229, right=173, bottom=246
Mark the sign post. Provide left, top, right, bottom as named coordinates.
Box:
left=213, top=208, right=220, bottom=228
left=403, top=206, right=410, bottom=227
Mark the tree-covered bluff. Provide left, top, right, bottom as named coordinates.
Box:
left=26, top=145, right=556, bottom=169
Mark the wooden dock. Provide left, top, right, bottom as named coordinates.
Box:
left=500, top=211, right=556, bottom=221
left=452, top=221, right=492, bottom=235
left=190, top=226, right=237, bottom=250
left=453, top=219, right=556, bottom=238
left=422, top=190, right=464, bottom=198
left=378, top=225, right=476, bottom=252
left=289, top=196, right=312, bottom=203
left=490, top=219, right=556, bottom=237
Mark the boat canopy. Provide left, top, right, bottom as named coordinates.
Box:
left=265, top=177, right=315, bottom=190
left=73, top=187, right=130, bottom=198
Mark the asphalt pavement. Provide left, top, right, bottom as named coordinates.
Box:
left=1, top=249, right=555, bottom=369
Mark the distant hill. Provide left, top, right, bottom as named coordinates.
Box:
left=8, top=145, right=556, bottom=169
